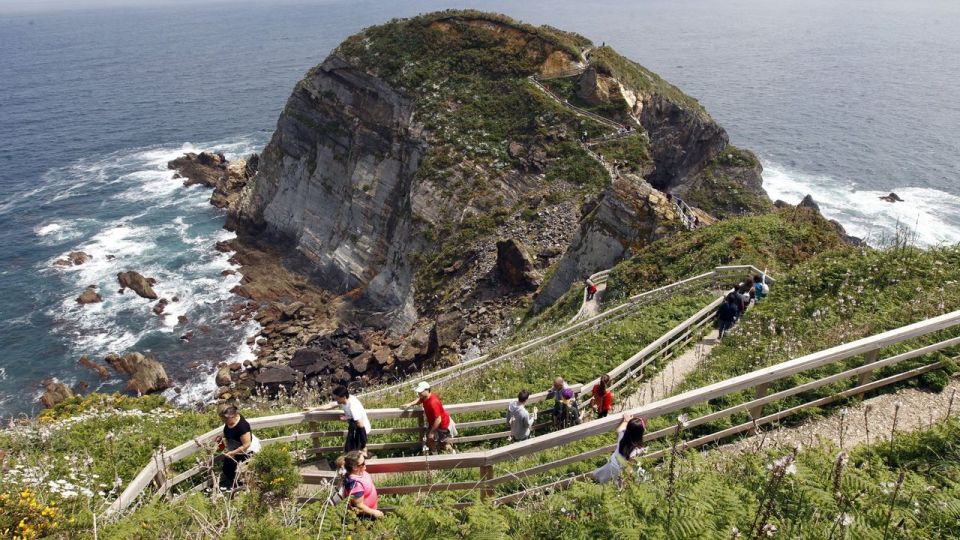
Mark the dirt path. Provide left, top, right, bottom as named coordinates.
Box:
left=719, top=378, right=960, bottom=455
left=619, top=330, right=720, bottom=411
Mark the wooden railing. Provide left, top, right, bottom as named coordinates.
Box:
left=357, top=265, right=767, bottom=401
left=104, top=265, right=773, bottom=517
left=338, top=309, right=960, bottom=506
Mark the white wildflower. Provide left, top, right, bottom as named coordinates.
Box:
left=677, top=414, right=690, bottom=428
left=838, top=513, right=853, bottom=527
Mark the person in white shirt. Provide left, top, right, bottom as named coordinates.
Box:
left=592, top=413, right=646, bottom=484
left=333, top=385, right=371, bottom=456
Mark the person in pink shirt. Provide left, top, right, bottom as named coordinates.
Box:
left=336, top=450, right=382, bottom=519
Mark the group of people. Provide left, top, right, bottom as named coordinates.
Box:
left=716, top=274, right=770, bottom=338
left=213, top=371, right=633, bottom=520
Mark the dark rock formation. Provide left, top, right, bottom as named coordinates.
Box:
left=117, top=271, right=158, bottom=300
left=54, top=251, right=91, bottom=267
left=168, top=152, right=259, bottom=210
left=255, top=364, right=300, bottom=395
left=40, top=380, right=73, bottom=408
left=78, top=355, right=110, bottom=379
left=76, top=286, right=102, bottom=304
left=495, top=238, right=542, bottom=290
left=879, top=192, right=904, bottom=203
left=799, top=194, right=821, bottom=212
left=105, top=352, right=171, bottom=394
left=153, top=298, right=169, bottom=315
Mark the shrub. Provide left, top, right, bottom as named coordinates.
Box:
left=249, top=446, right=301, bottom=502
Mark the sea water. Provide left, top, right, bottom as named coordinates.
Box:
left=1, top=0, right=958, bottom=418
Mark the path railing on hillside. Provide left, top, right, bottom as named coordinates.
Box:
left=104, top=265, right=773, bottom=517
left=329, top=309, right=960, bottom=507
left=358, top=265, right=768, bottom=401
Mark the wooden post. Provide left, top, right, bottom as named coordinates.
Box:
left=749, top=383, right=769, bottom=434
left=856, top=349, right=880, bottom=399
left=309, top=421, right=321, bottom=460
left=480, top=465, right=494, bottom=500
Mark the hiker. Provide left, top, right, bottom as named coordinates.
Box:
left=333, top=385, right=371, bottom=456
left=403, top=381, right=455, bottom=454
left=585, top=277, right=598, bottom=301
left=336, top=450, right=383, bottom=519
left=717, top=295, right=739, bottom=339
left=592, top=413, right=646, bottom=484
left=216, top=405, right=261, bottom=491
left=506, top=390, right=533, bottom=441
left=738, top=283, right=753, bottom=313
left=590, top=374, right=614, bottom=418
left=753, top=274, right=769, bottom=301
left=547, top=377, right=580, bottom=429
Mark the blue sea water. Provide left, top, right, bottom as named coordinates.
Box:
left=1, top=0, right=958, bottom=418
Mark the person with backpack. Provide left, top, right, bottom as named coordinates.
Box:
left=332, top=385, right=371, bottom=456
left=506, top=390, right=533, bottom=441
left=590, top=374, right=614, bottom=418
left=335, top=450, right=383, bottom=519
left=592, top=413, right=646, bottom=484
left=547, top=377, right=581, bottom=430
left=753, top=274, right=769, bottom=301
left=717, top=295, right=739, bottom=339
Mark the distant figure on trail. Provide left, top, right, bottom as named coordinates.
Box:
left=717, top=294, right=739, bottom=339
left=737, top=283, right=752, bottom=313
left=591, top=374, right=614, bottom=418
left=753, top=274, right=769, bottom=301
left=336, top=450, right=383, bottom=519
left=547, top=377, right=581, bottom=429
left=506, top=389, right=533, bottom=441
left=592, top=413, right=646, bottom=484
left=215, top=405, right=261, bottom=492
left=585, top=277, right=598, bottom=301
left=403, top=381, right=455, bottom=454
left=333, top=385, right=370, bottom=456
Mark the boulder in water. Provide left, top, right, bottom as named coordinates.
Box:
left=106, top=352, right=171, bottom=394
left=54, top=251, right=91, bottom=267
left=78, top=355, right=110, bottom=379
left=76, top=286, right=102, bottom=304
left=879, top=192, right=904, bottom=203
left=117, top=271, right=159, bottom=300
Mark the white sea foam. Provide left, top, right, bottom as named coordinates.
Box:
left=762, top=161, right=960, bottom=247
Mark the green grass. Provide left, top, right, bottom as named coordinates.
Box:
left=605, top=207, right=853, bottom=302
left=674, top=244, right=960, bottom=436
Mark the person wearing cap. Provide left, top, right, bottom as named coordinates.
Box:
left=402, top=381, right=454, bottom=454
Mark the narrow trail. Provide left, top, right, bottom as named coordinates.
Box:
left=580, top=282, right=606, bottom=319
left=620, top=329, right=720, bottom=411
left=719, top=378, right=960, bottom=456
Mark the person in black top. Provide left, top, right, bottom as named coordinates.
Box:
left=717, top=295, right=739, bottom=339
left=217, top=405, right=253, bottom=491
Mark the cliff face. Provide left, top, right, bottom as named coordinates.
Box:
left=231, top=10, right=770, bottom=349
left=234, top=55, right=426, bottom=330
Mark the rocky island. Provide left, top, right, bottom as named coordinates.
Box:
left=161, top=10, right=781, bottom=403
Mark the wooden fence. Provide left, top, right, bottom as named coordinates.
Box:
left=104, top=265, right=772, bottom=517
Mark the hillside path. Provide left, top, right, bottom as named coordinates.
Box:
left=619, top=330, right=720, bottom=411
left=580, top=282, right=606, bottom=319
left=718, top=377, right=960, bottom=456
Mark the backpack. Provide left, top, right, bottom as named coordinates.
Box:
left=754, top=281, right=767, bottom=300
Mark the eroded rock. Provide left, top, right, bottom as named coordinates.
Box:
left=117, top=271, right=159, bottom=300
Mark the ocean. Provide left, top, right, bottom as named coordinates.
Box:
left=1, top=0, right=958, bottom=418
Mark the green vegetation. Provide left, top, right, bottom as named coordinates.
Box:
left=605, top=207, right=852, bottom=302
left=680, top=146, right=774, bottom=218
left=673, top=244, right=960, bottom=436
left=590, top=46, right=704, bottom=112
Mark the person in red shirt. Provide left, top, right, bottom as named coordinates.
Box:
left=402, top=381, right=454, bottom=454
left=591, top=374, right=614, bottom=418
